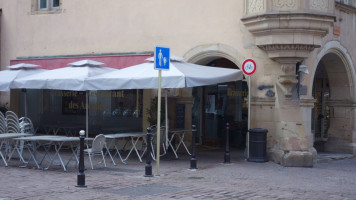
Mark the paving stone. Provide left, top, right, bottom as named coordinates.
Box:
left=0, top=150, right=356, bottom=199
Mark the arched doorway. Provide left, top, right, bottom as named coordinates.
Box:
left=312, top=51, right=354, bottom=153
left=191, top=58, right=248, bottom=148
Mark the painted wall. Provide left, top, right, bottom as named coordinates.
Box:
left=0, top=0, right=248, bottom=67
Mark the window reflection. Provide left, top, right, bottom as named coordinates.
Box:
left=18, top=89, right=143, bottom=135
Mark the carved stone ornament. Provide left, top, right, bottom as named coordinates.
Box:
left=310, top=0, right=329, bottom=12
left=277, top=74, right=298, bottom=98
left=273, top=0, right=297, bottom=9
left=258, top=44, right=316, bottom=52
left=248, top=0, right=264, bottom=14
left=281, top=64, right=296, bottom=75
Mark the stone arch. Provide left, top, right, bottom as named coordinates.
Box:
left=309, top=41, right=355, bottom=101
left=310, top=41, right=356, bottom=154
left=184, top=43, right=245, bottom=69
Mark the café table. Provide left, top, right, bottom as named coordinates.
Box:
left=104, top=132, right=146, bottom=164
left=14, top=135, right=85, bottom=171
left=168, top=129, right=192, bottom=159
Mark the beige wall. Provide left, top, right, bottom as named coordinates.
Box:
left=1, top=0, right=274, bottom=109
left=0, top=0, right=249, bottom=67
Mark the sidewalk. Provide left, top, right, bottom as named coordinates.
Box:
left=0, top=148, right=355, bottom=200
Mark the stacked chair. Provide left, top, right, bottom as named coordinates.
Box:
left=19, top=117, right=35, bottom=135
left=5, top=111, right=21, bottom=133
left=4, top=111, right=36, bottom=162
left=0, top=112, right=6, bottom=134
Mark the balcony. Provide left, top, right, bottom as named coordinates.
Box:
left=241, top=0, right=335, bottom=62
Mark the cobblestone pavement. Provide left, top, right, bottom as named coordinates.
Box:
left=0, top=149, right=355, bottom=200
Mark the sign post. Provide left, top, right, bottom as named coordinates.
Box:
left=242, top=59, right=256, bottom=159
left=154, top=46, right=170, bottom=176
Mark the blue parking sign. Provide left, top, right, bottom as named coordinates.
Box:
left=154, top=46, right=170, bottom=70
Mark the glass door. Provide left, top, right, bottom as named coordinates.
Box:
left=191, top=80, right=247, bottom=148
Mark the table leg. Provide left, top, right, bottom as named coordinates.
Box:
left=0, top=140, right=8, bottom=166
left=44, top=142, right=67, bottom=171
left=111, top=141, right=127, bottom=164
left=19, top=141, right=40, bottom=169
left=104, top=140, right=117, bottom=166
left=7, top=140, right=27, bottom=163
left=168, top=133, right=179, bottom=159
left=124, top=136, right=142, bottom=162
left=65, top=141, right=79, bottom=168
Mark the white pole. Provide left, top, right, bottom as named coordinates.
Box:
left=23, top=89, right=28, bottom=117
left=165, top=89, right=168, bottom=149
left=247, top=76, right=251, bottom=159
left=156, top=70, right=162, bottom=175
left=86, top=91, right=89, bottom=138
left=136, top=89, right=139, bottom=118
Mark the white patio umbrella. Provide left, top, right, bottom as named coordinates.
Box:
left=85, top=55, right=244, bottom=152
left=12, top=60, right=118, bottom=137
left=85, top=56, right=243, bottom=90
left=12, top=60, right=116, bottom=91
left=0, top=63, right=46, bottom=91
left=0, top=63, right=47, bottom=116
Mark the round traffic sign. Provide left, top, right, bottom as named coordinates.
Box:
left=242, top=59, right=257, bottom=76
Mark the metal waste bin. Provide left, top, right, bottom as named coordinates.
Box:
left=248, top=128, right=268, bottom=162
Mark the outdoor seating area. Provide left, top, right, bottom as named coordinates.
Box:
left=0, top=110, right=193, bottom=172
left=0, top=58, right=243, bottom=173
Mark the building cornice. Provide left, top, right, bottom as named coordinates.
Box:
left=336, top=2, right=356, bottom=13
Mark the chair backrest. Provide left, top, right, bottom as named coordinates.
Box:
left=19, top=117, right=35, bottom=135
left=0, top=112, right=6, bottom=133
left=5, top=111, right=21, bottom=133
left=91, top=134, right=106, bottom=152
left=150, top=125, right=166, bottom=142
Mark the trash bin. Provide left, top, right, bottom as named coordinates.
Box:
left=248, top=128, right=268, bottom=162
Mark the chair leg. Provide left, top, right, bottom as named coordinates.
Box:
left=150, top=141, right=156, bottom=160
left=88, top=153, right=94, bottom=170
left=101, top=151, right=106, bottom=167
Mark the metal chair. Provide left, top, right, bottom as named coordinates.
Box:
left=4, top=111, right=26, bottom=162
left=149, top=125, right=167, bottom=160
left=84, top=134, right=107, bottom=169
left=5, top=111, right=21, bottom=133
left=19, top=117, right=35, bottom=135
left=0, top=112, right=6, bottom=133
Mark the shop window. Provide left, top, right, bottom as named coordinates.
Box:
left=20, top=89, right=144, bottom=136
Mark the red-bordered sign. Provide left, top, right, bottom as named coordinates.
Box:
left=242, top=59, right=257, bottom=76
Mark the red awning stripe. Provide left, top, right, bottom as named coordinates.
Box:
left=10, top=54, right=153, bottom=70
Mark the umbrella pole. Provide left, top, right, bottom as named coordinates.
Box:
left=165, top=89, right=168, bottom=149
left=86, top=91, right=89, bottom=138
left=23, top=89, right=27, bottom=117
left=156, top=70, right=162, bottom=176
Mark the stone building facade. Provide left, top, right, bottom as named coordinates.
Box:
left=0, top=0, right=355, bottom=167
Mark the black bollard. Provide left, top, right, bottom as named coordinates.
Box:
left=224, top=123, right=231, bottom=164
left=76, top=130, right=87, bottom=188
left=190, top=125, right=197, bottom=170
left=145, top=127, right=153, bottom=177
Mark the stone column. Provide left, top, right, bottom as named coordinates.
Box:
left=267, top=59, right=314, bottom=167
